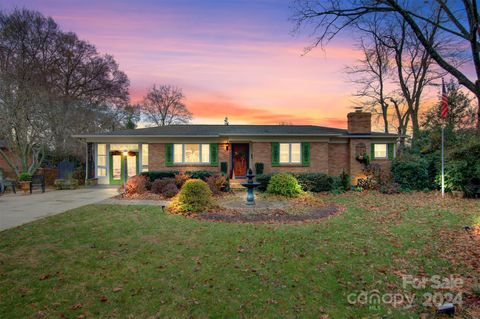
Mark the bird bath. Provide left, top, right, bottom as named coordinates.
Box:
left=241, top=168, right=260, bottom=205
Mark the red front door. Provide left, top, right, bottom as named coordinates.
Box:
left=233, top=144, right=248, bottom=178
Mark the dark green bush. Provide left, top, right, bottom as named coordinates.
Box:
left=340, top=170, right=350, bottom=191
left=220, top=162, right=228, bottom=175
left=256, top=173, right=273, bottom=191
left=294, top=173, right=333, bottom=192
left=267, top=173, right=303, bottom=197
left=255, top=162, right=264, bottom=175
left=392, top=156, right=431, bottom=191
left=443, top=140, right=480, bottom=197
left=141, top=171, right=178, bottom=182
left=186, top=170, right=214, bottom=180
left=173, top=179, right=212, bottom=213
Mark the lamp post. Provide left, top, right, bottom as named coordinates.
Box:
left=123, top=150, right=128, bottom=193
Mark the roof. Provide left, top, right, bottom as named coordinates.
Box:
left=73, top=125, right=398, bottom=138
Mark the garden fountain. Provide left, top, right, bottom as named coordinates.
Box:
left=241, top=168, right=261, bottom=205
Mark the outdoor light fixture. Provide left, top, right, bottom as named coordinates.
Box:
left=123, top=149, right=128, bottom=156
left=226, top=144, right=229, bottom=151
left=437, top=303, right=455, bottom=316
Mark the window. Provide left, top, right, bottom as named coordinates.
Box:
left=373, top=144, right=388, bottom=159
left=97, top=144, right=107, bottom=177
left=173, top=144, right=210, bottom=164
left=279, top=143, right=301, bottom=164
left=141, top=144, right=149, bottom=172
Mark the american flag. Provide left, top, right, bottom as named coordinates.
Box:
left=441, top=78, right=449, bottom=119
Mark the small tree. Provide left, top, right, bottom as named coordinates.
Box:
left=142, top=85, right=192, bottom=126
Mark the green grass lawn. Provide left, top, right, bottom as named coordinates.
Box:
left=0, top=193, right=479, bottom=318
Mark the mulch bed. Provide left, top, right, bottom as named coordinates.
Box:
left=194, top=203, right=343, bottom=224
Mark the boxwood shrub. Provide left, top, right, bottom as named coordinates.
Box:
left=256, top=172, right=341, bottom=192
left=141, top=171, right=178, bottom=182
left=267, top=173, right=303, bottom=197
left=173, top=179, right=212, bottom=213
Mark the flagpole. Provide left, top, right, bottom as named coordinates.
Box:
left=441, top=123, right=445, bottom=198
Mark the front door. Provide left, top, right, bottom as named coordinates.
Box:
left=232, top=144, right=249, bottom=178
left=109, top=151, right=138, bottom=184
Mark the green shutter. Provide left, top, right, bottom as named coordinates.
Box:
left=210, top=143, right=218, bottom=166
left=301, top=142, right=310, bottom=166
left=388, top=143, right=395, bottom=160
left=271, top=142, right=279, bottom=166
left=370, top=143, right=375, bottom=159
left=165, top=144, right=173, bottom=166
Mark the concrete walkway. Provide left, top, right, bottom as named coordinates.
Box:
left=0, top=187, right=118, bottom=231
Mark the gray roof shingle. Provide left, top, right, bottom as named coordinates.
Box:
left=75, top=125, right=398, bottom=138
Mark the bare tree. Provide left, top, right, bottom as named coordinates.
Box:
left=142, top=85, right=192, bottom=126
left=347, top=22, right=392, bottom=133
left=292, top=0, right=480, bottom=129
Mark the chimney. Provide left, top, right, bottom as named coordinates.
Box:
left=347, top=109, right=371, bottom=134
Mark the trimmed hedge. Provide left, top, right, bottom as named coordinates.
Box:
left=256, top=172, right=342, bottom=193
left=141, top=171, right=178, bottom=181
left=186, top=170, right=214, bottom=180
left=174, top=179, right=212, bottom=213
left=267, top=173, right=303, bottom=197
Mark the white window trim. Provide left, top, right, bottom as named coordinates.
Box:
left=279, top=143, right=302, bottom=164
left=173, top=143, right=210, bottom=164
left=96, top=143, right=108, bottom=177
left=373, top=143, right=388, bottom=160
left=140, top=143, right=148, bottom=172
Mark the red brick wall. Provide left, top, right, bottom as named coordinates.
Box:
left=251, top=142, right=329, bottom=174
left=0, top=149, right=18, bottom=178
left=328, top=143, right=349, bottom=176
left=347, top=112, right=371, bottom=134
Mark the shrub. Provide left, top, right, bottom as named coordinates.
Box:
left=443, top=140, right=480, bottom=197
left=256, top=173, right=273, bottom=192
left=206, top=174, right=227, bottom=195
left=267, top=173, right=303, bottom=197
left=125, top=175, right=148, bottom=194
left=151, top=178, right=176, bottom=194
left=294, top=173, right=333, bottom=192
left=220, top=162, right=228, bottom=175
left=174, top=172, right=190, bottom=187
left=255, top=162, right=264, bottom=175
left=141, top=171, right=178, bottom=182
left=19, top=172, right=32, bottom=181
left=162, top=183, right=179, bottom=198
left=54, top=178, right=79, bottom=190
left=340, top=170, right=350, bottom=191
left=392, top=156, right=431, bottom=191
left=173, top=179, right=212, bottom=213
left=186, top=170, right=214, bottom=180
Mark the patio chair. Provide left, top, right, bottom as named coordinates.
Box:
left=30, top=175, right=45, bottom=194
left=0, top=169, right=16, bottom=194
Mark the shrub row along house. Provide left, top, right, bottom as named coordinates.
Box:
left=74, top=111, right=398, bottom=185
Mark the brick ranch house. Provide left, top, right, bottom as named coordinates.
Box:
left=74, top=111, right=398, bottom=185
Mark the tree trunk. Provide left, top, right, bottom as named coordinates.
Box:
left=410, top=111, right=420, bottom=147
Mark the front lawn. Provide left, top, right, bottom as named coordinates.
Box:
left=0, top=193, right=479, bottom=318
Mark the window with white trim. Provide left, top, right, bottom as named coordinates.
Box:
left=141, top=144, right=149, bottom=172
left=97, top=144, right=107, bottom=176
left=173, top=144, right=210, bottom=164
left=279, top=143, right=301, bottom=164
left=373, top=144, right=388, bottom=159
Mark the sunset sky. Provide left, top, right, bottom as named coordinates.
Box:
left=2, top=0, right=378, bottom=127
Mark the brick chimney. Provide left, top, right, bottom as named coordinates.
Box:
left=347, top=110, right=371, bottom=134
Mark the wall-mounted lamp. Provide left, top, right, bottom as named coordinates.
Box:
left=123, top=149, right=128, bottom=156
left=225, top=144, right=229, bottom=151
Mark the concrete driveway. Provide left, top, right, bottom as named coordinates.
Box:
left=0, top=187, right=118, bottom=231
